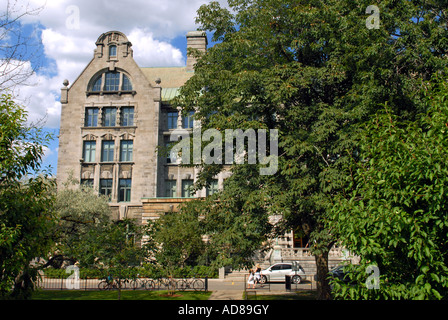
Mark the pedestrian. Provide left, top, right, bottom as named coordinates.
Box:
left=247, top=269, right=255, bottom=289
left=254, top=264, right=261, bottom=285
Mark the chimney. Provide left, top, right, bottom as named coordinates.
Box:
left=186, top=31, right=207, bottom=72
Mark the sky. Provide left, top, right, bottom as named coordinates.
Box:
left=1, top=0, right=226, bottom=176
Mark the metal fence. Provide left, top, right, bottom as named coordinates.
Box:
left=36, top=276, right=209, bottom=292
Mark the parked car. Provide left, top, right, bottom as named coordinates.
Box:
left=328, top=265, right=350, bottom=283
left=260, top=262, right=306, bottom=284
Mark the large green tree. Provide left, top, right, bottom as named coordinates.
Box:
left=330, top=76, right=448, bottom=300
left=0, top=93, right=55, bottom=299
left=175, top=0, right=448, bottom=299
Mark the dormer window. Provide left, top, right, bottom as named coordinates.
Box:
left=87, top=71, right=134, bottom=95
left=109, top=45, right=117, bottom=57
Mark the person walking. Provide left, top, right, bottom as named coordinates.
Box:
left=247, top=269, right=255, bottom=289
left=254, top=264, right=262, bottom=285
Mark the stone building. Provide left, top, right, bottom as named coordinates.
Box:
left=57, top=30, right=230, bottom=223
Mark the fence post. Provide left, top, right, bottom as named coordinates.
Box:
left=205, top=277, right=208, bottom=292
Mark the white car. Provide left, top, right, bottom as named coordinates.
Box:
left=260, top=262, right=306, bottom=284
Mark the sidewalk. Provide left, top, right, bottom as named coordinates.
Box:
left=208, top=290, right=243, bottom=300
left=207, top=279, right=304, bottom=300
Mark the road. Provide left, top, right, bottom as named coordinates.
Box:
left=207, top=278, right=316, bottom=292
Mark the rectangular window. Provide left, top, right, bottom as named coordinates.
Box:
left=85, top=108, right=98, bottom=127
left=165, top=142, right=176, bottom=164
left=109, top=45, right=117, bottom=57
left=120, top=140, right=133, bottom=162
left=182, top=111, right=194, bottom=129
left=167, top=112, right=178, bottom=129
left=206, top=179, right=219, bottom=196
left=182, top=180, right=194, bottom=198
left=83, top=141, right=96, bottom=163
left=165, top=180, right=177, bottom=198
left=101, top=141, right=115, bottom=162
left=81, top=179, right=94, bottom=188
left=103, top=108, right=116, bottom=127
left=121, top=107, right=134, bottom=126
left=105, top=72, right=120, bottom=91
left=119, top=179, right=132, bottom=202
left=100, top=179, right=113, bottom=200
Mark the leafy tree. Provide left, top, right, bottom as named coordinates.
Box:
left=0, top=93, right=55, bottom=299
left=148, top=206, right=206, bottom=274
left=89, top=218, right=150, bottom=300
left=330, top=77, right=448, bottom=300
left=49, top=177, right=112, bottom=268
left=175, top=0, right=448, bottom=299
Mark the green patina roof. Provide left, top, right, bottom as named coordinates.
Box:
left=161, top=87, right=181, bottom=102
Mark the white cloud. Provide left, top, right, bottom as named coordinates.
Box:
left=128, top=28, right=184, bottom=67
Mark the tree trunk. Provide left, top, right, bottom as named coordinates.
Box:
left=315, top=251, right=332, bottom=300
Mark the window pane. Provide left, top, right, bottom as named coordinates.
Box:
left=100, top=179, right=113, bottom=200
left=122, top=74, right=132, bottom=91
left=121, top=107, right=134, bottom=126
left=83, top=141, right=96, bottom=162
left=109, top=45, right=117, bottom=57
left=167, top=112, right=178, bottom=129
left=165, top=180, right=177, bottom=197
left=85, top=108, right=98, bottom=127
left=206, top=179, right=219, bottom=196
left=101, top=141, right=114, bottom=162
left=166, top=142, right=177, bottom=164
left=81, top=179, right=94, bottom=187
left=182, top=180, right=194, bottom=198
left=182, top=111, right=194, bottom=129
left=105, top=72, right=120, bottom=91
left=103, top=108, right=116, bottom=127
left=119, top=179, right=132, bottom=202
left=120, top=140, right=133, bottom=162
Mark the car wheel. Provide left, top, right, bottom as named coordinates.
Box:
left=292, top=275, right=301, bottom=284
left=260, top=275, right=267, bottom=284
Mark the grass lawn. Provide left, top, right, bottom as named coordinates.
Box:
left=32, top=290, right=212, bottom=300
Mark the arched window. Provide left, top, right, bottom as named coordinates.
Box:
left=109, top=45, right=117, bottom=57
left=88, top=71, right=133, bottom=93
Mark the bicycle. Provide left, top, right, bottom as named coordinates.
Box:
left=98, top=277, right=118, bottom=290
left=129, top=277, right=156, bottom=290
left=156, top=277, right=176, bottom=290
left=176, top=276, right=205, bottom=291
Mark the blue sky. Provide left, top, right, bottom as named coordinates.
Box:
left=2, top=0, right=225, bottom=176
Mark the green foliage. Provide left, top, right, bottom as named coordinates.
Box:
left=147, top=206, right=207, bottom=274
left=52, top=177, right=112, bottom=267
left=174, top=0, right=448, bottom=299
left=330, top=77, right=448, bottom=300
left=0, top=93, right=56, bottom=299
left=89, top=218, right=150, bottom=269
